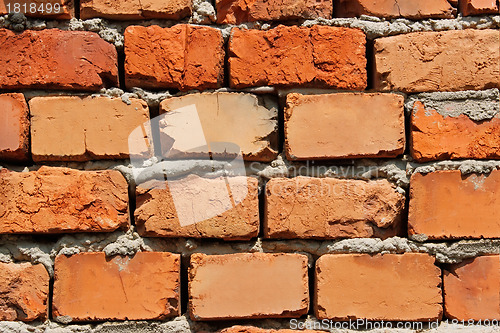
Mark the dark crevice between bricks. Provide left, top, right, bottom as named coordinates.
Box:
left=74, top=0, right=80, bottom=19
left=403, top=96, right=413, bottom=157
left=117, top=48, right=127, bottom=91
left=148, top=104, right=163, bottom=158
left=365, top=38, right=375, bottom=91
left=307, top=261, right=316, bottom=317
left=180, top=254, right=190, bottom=315
left=222, top=36, right=231, bottom=88
left=276, top=93, right=286, bottom=154
left=128, top=181, right=136, bottom=227
left=257, top=179, right=267, bottom=239
left=47, top=275, right=54, bottom=321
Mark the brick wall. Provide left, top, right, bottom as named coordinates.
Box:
left=1, top=0, right=500, bottom=331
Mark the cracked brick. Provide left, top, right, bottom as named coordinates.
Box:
left=80, top=0, right=191, bottom=20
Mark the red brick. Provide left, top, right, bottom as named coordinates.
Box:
left=264, top=177, right=405, bottom=239
left=159, top=92, right=278, bottom=162
left=460, top=0, right=499, bottom=16
left=219, top=327, right=321, bottom=333
left=444, top=255, right=500, bottom=320
left=335, top=0, right=455, bottom=19
left=0, top=93, right=29, bottom=162
left=285, top=93, right=405, bottom=160
left=0, top=0, right=74, bottom=19
left=81, top=0, right=191, bottom=20
left=125, top=25, right=224, bottom=91
left=53, top=252, right=180, bottom=321
left=216, top=0, right=331, bottom=24
left=409, top=170, right=500, bottom=240
left=315, top=253, right=442, bottom=321
left=135, top=176, right=259, bottom=240
left=0, top=166, right=129, bottom=234
left=29, top=96, right=152, bottom=162
left=0, top=29, right=117, bottom=91
left=0, top=262, right=49, bottom=321
left=189, top=253, right=309, bottom=320
left=411, top=101, right=500, bottom=162
left=374, top=30, right=500, bottom=93
left=228, top=25, right=366, bottom=90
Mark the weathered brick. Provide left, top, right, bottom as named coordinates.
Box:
left=265, top=177, right=405, bottom=239
left=30, top=96, right=152, bottom=162
left=459, top=0, right=498, bottom=16
left=53, top=252, right=180, bottom=322
left=219, top=327, right=321, bottom=333
left=409, top=170, right=500, bottom=240
left=335, top=0, right=455, bottom=19
left=0, top=0, right=74, bottom=19
left=80, top=0, right=191, bottom=20
left=135, top=176, right=259, bottom=239
left=0, top=262, right=49, bottom=321
left=0, top=93, right=29, bottom=162
left=0, top=166, right=129, bottom=234
left=159, top=92, right=278, bottom=162
left=0, top=29, right=117, bottom=90
left=189, top=253, right=309, bottom=320
left=125, top=25, right=224, bottom=91
left=315, top=253, right=442, bottom=321
left=229, top=25, right=366, bottom=90
left=374, top=30, right=500, bottom=93
left=216, top=0, right=331, bottom=24
left=444, top=255, right=500, bottom=320
left=411, top=100, right=500, bottom=162
left=285, top=93, right=405, bottom=160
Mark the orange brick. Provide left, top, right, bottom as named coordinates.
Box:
left=216, top=0, right=331, bottom=24
left=29, top=96, right=152, bottom=162
left=335, top=0, right=455, bottom=19
left=0, top=167, right=129, bottom=234
left=285, top=93, right=405, bottom=160
left=0, top=29, right=117, bottom=91
left=459, top=0, right=499, bottom=16
left=0, top=262, right=49, bottom=321
left=409, top=170, right=500, bottom=240
left=125, top=25, right=224, bottom=91
left=135, top=176, right=259, bottom=240
left=0, top=93, right=29, bottom=162
left=189, top=253, right=309, bottom=320
left=81, top=0, right=191, bottom=20
left=444, top=255, right=500, bottom=320
left=0, top=0, right=74, bottom=19
left=374, top=30, right=500, bottom=93
left=315, top=253, right=442, bottom=321
left=53, top=252, right=180, bottom=321
left=411, top=101, right=500, bottom=162
left=265, top=177, right=405, bottom=239
left=228, top=25, right=366, bottom=90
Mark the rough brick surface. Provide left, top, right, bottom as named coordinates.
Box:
left=0, top=29, right=117, bottom=90
left=216, top=0, right=331, bottom=24
left=30, top=96, right=152, bottom=162
left=159, top=92, right=278, bottom=162
left=335, top=0, right=455, bottom=19
left=125, top=25, right=224, bottom=91
left=409, top=170, right=500, bottom=240
left=53, top=252, right=180, bottom=321
left=374, top=30, right=500, bottom=93
left=0, top=167, right=129, bottom=234
left=220, top=327, right=321, bottom=333
left=315, top=253, right=442, bottom=321
left=411, top=101, right=500, bottom=162
left=189, top=253, right=309, bottom=320
left=0, top=93, right=29, bottom=162
left=285, top=93, right=405, bottom=160
left=0, top=262, right=49, bottom=322
left=135, top=176, right=259, bottom=239
left=265, top=177, right=405, bottom=239
left=81, top=0, right=191, bottom=19
left=459, top=0, right=499, bottom=16
left=229, top=25, right=366, bottom=89
left=444, top=255, right=500, bottom=320
left=0, top=0, right=74, bottom=19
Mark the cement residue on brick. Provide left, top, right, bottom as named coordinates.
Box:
left=411, top=159, right=500, bottom=175
left=406, top=89, right=500, bottom=121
